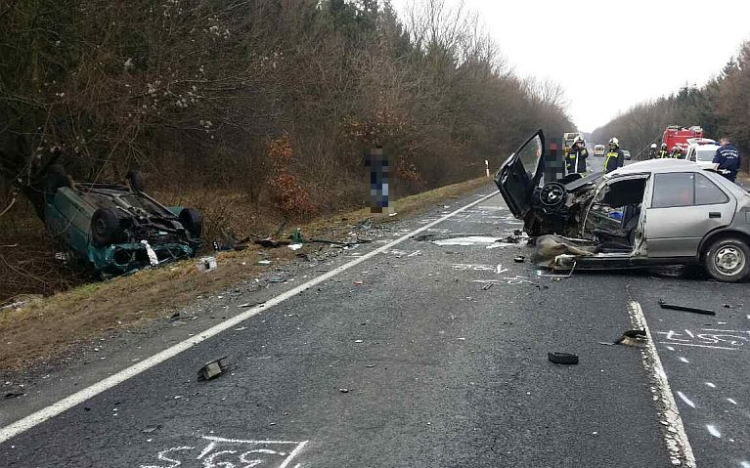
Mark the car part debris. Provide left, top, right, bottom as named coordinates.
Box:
left=548, top=352, right=579, bottom=365
left=197, top=356, right=229, bottom=381
left=169, top=312, right=181, bottom=322
left=288, top=243, right=304, bottom=251
left=255, top=237, right=291, bottom=248
left=339, top=388, right=350, bottom=393
left=615, top=329, right=647, bottom=347
left=196, top=256, right=217, bottom=272
left=142, top=424, right=162, bottom=434
left=354, top=281, right=363, bottom=286
left=481, top=283, right=494, bottom=291
left=658, top=299, right=716, bottom=316
left=269, top=276, right=284, bottom=283
left=514, top=255, right=526, bottom=263
left=256, top=260, right=272, bottom=265
left=4, top=391, right=25, bottom=400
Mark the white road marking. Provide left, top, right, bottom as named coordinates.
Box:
left=657, top=342, right=739, bottom=351
left=627, top=300, right=696, bottom=468
left=676, top=391, right=696, bottom=409
left=0, top=191, right=499, bottom=445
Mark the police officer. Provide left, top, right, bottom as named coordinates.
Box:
left=658, top=143, right=669, bottom=159
left=713, top=137, right=741, bottom=182
left=605, top=138, right=625, bottom=173
left=649, top=143, right=657, bottom=159
left=566, top=136, right=589, bottom=174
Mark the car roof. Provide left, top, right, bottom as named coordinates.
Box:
left=608, top=159, right=700, bottom=177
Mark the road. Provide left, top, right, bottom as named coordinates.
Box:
left=0, top=164, right=748, bottom=467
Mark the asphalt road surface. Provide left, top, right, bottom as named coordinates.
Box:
left=0, top=175, right=748, bottom=467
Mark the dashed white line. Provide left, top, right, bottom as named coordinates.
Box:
left=0, top=191, right=500, bottom=445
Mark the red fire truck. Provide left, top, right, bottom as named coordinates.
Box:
left=662, top=125, right=704, bottom=152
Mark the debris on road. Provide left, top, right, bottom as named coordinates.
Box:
left=197, top=356, right=229, bottom=381
left=4, top=391, right=25, bottom=399
left=614, top=329, right=647, bottom=347
left=339, top=388, right=350, bottom=393
left=658, top=299, right=716, bottom=316
left=354, top=281, right=363, bottom=286
left=256, top=260, right=272, bottom=265
left=269, top=276, right=285, bottom=283
left=514, top=255, right=526, bottom=263
left=548, top=352, right=579, bottom=365
left=288, top=243, right=304, bottom=251
left=142, top=424, right=162, bottom=433
left=481, top=283, right=494, bottom=291
left=169, top=312, right=181, bottom=322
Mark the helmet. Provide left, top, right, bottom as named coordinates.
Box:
left=650, top=143, right=657, bottom=149
left=609, top=137, right=619, bottom=147
left=661, top=142, right=667, bottom=149
left=573, top=136, right=584, bottom=145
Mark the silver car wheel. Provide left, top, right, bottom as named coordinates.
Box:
left=714, top=246, right=746, bottom=275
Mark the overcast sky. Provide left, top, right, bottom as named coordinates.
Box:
left=391, top=0, right=750, bottom=132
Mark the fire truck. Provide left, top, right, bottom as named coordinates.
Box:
left=662, top=125, right=704, bottom=152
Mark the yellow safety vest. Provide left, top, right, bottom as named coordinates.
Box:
left=605, top=151, right=618, bottom=170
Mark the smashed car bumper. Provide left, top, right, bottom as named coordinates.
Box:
left=89, top=242, right=195, bottom=275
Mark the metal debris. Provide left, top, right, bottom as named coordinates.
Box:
left=197, top=356, right=229, bottom=381
left=658, top=299, right=716, bottom=316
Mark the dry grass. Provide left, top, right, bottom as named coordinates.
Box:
left=0, top=177, right=491, bottom=371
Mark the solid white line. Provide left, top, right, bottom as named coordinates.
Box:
left=278, top=441, right=308, bottom=468
left=628, top=300, right=696, bottom=468
left=0, top=190, right=498, bottom=445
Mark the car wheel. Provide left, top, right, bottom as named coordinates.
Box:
left=126, top=170, right=145, bottom=192
left=91, top=208, right=122, bottom=246
left=703, top=237, right=750, bottom=282
left=179, top=208, right=203, bottom=238
left=43, top=164, right=70, bottom=195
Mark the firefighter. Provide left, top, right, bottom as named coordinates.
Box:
left=566, top=136, right=589, bottom=174
left=658, top=143, right=669, bottom=159
left=605, top=138, right=625, bottom=173
left=671, top=146, right=685, bottom=159
left=713, top=137, right=741, bottom=182
left=649, top=143, right=657, bottom=159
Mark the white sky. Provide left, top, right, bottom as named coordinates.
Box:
left=391, top=0, right=750, bottom=132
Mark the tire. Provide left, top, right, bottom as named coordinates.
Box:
left=91, top=208, right=122, bottom=246
left=179, top=208, right=203, bottom=238
left=703, top=237, right=750, bottom=282
left=126, top=170, right=145, bottom=192
left=43, top=164, right=70, bottom=195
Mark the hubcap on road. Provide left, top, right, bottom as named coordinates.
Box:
left=715, top=246, right=745, bottom=274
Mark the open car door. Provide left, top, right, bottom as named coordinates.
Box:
left=494, top=130, right=545, bottom=219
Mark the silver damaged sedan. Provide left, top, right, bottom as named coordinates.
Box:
left=495, top=130, right=750, bottom=282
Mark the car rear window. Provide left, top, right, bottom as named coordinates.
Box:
left=652, top=173, right=694, bottom=208
left=695, top=173, right=729, bottom=205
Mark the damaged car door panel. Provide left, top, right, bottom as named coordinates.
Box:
left=495, top=130, right=750, bottom=282
left=42, top=166, right=202, bottom=277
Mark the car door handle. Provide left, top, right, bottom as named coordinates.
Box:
left=709, top=212, right=721, bottom=219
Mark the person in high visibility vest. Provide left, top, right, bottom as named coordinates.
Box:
left=605, top=138, right=625, bottom=173
left=657, top=143, right=669, bottom=159
left=671, top=146, right=685, bottom=159
left=566, top=136, right=589, bottom=174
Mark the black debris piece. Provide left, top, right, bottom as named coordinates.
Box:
left=658, top=299, right=716, bottom=316
left=548, top=352, right=579, bottom=365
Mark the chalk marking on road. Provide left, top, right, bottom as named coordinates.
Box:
left=727, top=398, right=738, bottom=406
left=0, top=191, right=499, bottom=445
left=657, top=342, right=739, bottom=351
left=627, top=299, right=697, bottom=468
left=706, top=424, right=721, bottom=438
left=705, top=382, right=717, bottom=388
left=676, top=391, right=696, bottom=409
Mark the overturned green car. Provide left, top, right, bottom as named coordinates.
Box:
left=42, top=166, right=202, bottom=277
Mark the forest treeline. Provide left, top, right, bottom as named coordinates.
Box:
left=592, top=41, right=750, bottom=168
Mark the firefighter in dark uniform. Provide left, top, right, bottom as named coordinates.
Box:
left=658, top=143, right=669, bottom=158
left=566, top=136, right=589, bottom=174
left=713, top=137, right=741, bottom=182
left=649, top=143, right=657, bottom=159
left=605, top=137, right=625, bottom=173
left=671, top=146, right=685, bottom=159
